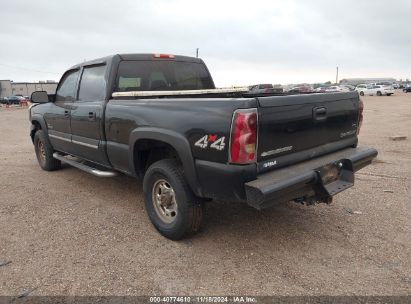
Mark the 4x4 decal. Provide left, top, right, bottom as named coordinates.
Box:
left=195, top=135, right=226, bottom=151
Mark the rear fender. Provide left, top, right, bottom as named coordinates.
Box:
left=129, top=127, right=202, bottom=197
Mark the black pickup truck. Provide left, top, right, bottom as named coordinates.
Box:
left=29, top=53, right=377, bottom=240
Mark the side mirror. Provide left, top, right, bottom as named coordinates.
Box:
left=31, top=91, right=49, bottom=103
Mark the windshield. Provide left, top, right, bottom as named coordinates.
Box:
left=116, top=60, right=214, bottom=92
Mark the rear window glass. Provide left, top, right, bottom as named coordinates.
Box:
left=115, top=60, right=214, bottom=92
left=118, top=77, right=141, bottom=89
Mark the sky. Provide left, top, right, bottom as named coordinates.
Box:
left=0, top=0, right=410, bottom=86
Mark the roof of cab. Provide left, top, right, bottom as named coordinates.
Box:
left=69, top=53, right=203, bottom=70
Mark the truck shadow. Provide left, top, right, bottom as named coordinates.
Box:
left=198, top=198, right=348, bottom=247
left=55, top=166, right=348, bottom=248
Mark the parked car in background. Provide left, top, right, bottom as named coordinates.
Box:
left=1, top=96, right=26, bottom=105
left=287, top=86, right=314, bottom=94
left=324, top=86, right=350, bottom=93
left=403, top=84, right=411, bottom=93
left=315, top=87, right=328, bottom=93
left=374, top=85, right=394, bottom=96
left=249, top=84, right=283, bottom=94
left=356, top=85, right=393, bottom=96
left=341, top=85, right=356, bottom=91
left=356, top=85, right=376, bottom=96
left=355, top=84, right=368, bottom=91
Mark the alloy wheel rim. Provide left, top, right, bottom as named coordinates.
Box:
left=152, top=179, right=178, bottom=224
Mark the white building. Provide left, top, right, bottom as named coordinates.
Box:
left=0, top=80, right=58, bottom=99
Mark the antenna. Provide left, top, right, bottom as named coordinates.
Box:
left=336, top=66, right=339, bottom=84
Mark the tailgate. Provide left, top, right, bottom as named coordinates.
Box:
left=257, top=92, right=360, bottom=171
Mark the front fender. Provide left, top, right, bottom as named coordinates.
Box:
left=30, top=114, right=48, bottom=141
left=129, top=127, right=202, bottom=197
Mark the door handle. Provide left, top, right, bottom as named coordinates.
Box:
left=64, top=110, right=70, bottom=117
left=88, top=112, right=96, bottom=120
left=313, top=107, right=327, bottom=121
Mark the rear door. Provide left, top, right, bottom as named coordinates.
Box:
left=70, top=64, right=109, bottom=165
left=256, top=92, right=359, bottom=170
left=46, top=69, right=80, bottom=152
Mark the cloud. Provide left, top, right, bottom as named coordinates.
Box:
left=0, top=0, right=409, bottom=85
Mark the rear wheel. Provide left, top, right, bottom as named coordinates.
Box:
left=34, top=130, right=61, bottom=171
left=143, top=159, right=204, bottom=240
left=359, top=91, right=364, bottom=96
left=377, top=91, right=382, bottom=96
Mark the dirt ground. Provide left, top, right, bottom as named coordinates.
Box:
left=0, top=92, right=410, bottom=296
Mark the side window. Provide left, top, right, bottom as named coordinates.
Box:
left=56, top=70, right=80, bottom=101
left=78, top=65, right=106, bottom=101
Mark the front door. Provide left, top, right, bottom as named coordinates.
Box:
left=45, top=69, right=80, bottom=152
left=70, top=64, right=109, bottom=166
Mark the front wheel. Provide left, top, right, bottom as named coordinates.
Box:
left=143, top=159, right=204, bottom=240
left=34, top=130, right=61, bottom=171
left=359, top=91, right=364, bottom=96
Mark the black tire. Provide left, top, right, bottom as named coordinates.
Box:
left=377, top=91, right=382, bottom=96
left=33, top=130, right=61, bottom=171
left=387, top=93, right=392, bottom=96
left=359, top=91, right=364, bottom=96
left=143, top=159, right=204, bottom=240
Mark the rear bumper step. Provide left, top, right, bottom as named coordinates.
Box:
left=245, top=147, right=378, bottom=209
left=53, top=153, right=117, bottom=177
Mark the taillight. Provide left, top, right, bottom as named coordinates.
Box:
left=229, top=108, right=258, bottom=164
left=357, top=99, right=364, bottom=134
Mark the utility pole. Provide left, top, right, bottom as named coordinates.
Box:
left=336, top=66, right=339, bottom=84
left=196, top=48, right=199, bottom=58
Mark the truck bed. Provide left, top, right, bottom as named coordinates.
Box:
left=110, top=90, right=360, bottom=177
